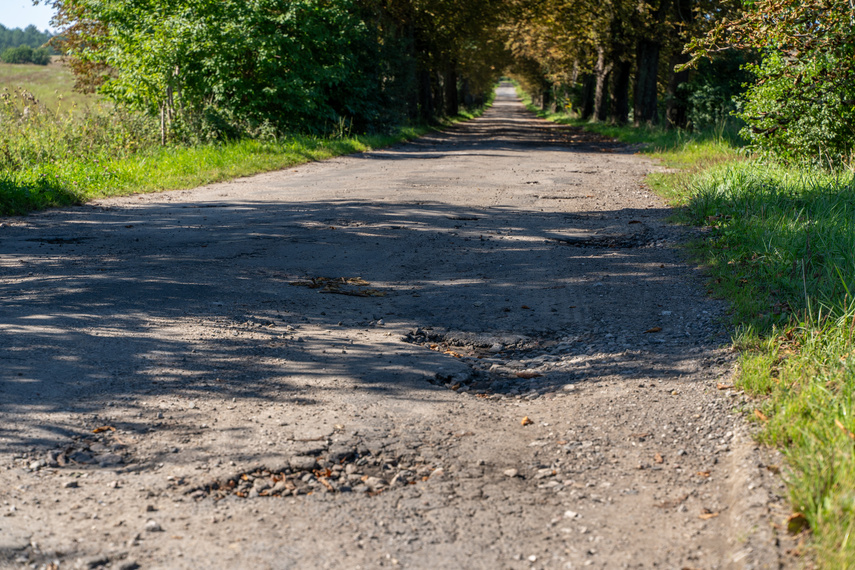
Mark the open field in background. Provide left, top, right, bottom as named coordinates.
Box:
left=0, top=58, right=97, bottom=111
left=519, top=87, right=855, bottom=568
left=0, top=61, right=492, bottom=216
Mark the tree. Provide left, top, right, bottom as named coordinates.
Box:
left=686, top=0, right=855, bottom=164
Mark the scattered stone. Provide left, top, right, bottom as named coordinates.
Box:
left=503, top=469, right=519, bottom=478
left=144, top=519, right=163, bottom=533
left=63, top=480, right=79, bottom=489
left=289, top=456, right=318, bottom=471
left=97, top=453, right=123, bottom=467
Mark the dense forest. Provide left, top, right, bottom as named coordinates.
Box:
left=0, top=23, right=53, bottom=52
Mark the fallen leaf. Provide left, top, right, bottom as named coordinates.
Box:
left=786, top=513, right=809, bottom=534
left=516, top=371, right=542, bottom=379
left=644, top=326, right=662, bottom=333
left=696, top=471, right=711, bottom=478
left=716, top=383, right=734, bottom=390
left=521, top=416, right=534, bottom=426
left=754, top=409, right=769, bottom=422
left=699, top=509, right=719, bottom=520
left=521, top=305, right=531, bottom=309
left=628, top=220, right=642, bottom=224
left=92, top=426, right=115, bottom=434
left=444, top=350, right=463, bottom=358
left=654, top=453, right=664, bottom=464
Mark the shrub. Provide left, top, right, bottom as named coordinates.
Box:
left=0, top=45, right=52, bottom=65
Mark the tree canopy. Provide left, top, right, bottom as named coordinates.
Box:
left=41, top=0, right=855, bottom=164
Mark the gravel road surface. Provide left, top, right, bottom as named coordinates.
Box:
left=0, top=85, right=794, bottom=569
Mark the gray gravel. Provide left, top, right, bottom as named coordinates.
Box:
left=0, top=85, right=796, bottom=569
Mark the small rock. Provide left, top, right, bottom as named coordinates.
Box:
left=68, top=451, right=94, bottom=464
left=289, top=455, right=318, bottom=471
left=63, top=481, right=79, bottom=489
left=144, top=519, right=163, bottom=533
left=364, top=477, right=386, bottom=490
left=97, top=453, right=123, bottom=467
left=564, top=510, right=578, bottom=519
left=503, top=469, right=519, bottom=478
left=253, top=478, right=272, bottom=492
left=116, top=561, right=140, bottom=570
left=428, top=468, right=444, bottom=480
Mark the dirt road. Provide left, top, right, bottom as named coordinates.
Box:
left=1, top=85, right=793, bottom=569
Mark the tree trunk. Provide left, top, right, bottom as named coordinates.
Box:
left=460, top=77, right=473, bottom=107
left=665, top=53, right=691, bottom=129
left=444, top=63, right=458, bottom=116
left=432, top=71, right=444, bottom=119
left=665, top=0, right=693, bottom=129
left=609, top=60, right=631, bottom=124
left=418, top=68, right=433, bottom=121
left=580, top=73, right=595, bottom=120
left=634, top=38, right=660, bottom=126
left=593, top=46, right=613, bottom=122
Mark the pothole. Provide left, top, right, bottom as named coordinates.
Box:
left=550, top=231, right=654, bottom=248
left=188, top=447, right=439, bottom=500
left=25, top=237, right=90, bottom=245
left=404, top=328, right=593, bottom=395
left=16, top=428, right=130, bottom=472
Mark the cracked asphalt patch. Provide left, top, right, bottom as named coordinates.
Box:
left=0, top=85, right=794, bottom=569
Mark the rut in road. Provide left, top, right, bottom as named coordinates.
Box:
left=0, top=85, right=793, bottom=569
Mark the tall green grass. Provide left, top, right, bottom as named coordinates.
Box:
left=517, top=84, right=855, bottom=567
left=684, top=163, right=855, bottom=567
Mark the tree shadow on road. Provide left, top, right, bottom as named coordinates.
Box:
left=0, top=196, right=727, bottom=458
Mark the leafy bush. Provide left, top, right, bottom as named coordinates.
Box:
left=737, top=52, right=855, bottom=167
left=688, top=0, right=855, bottom=166
left=1, top=45, right=52, bottom=65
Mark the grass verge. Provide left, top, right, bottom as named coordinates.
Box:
left=518, top=87, right=855, bottom=567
